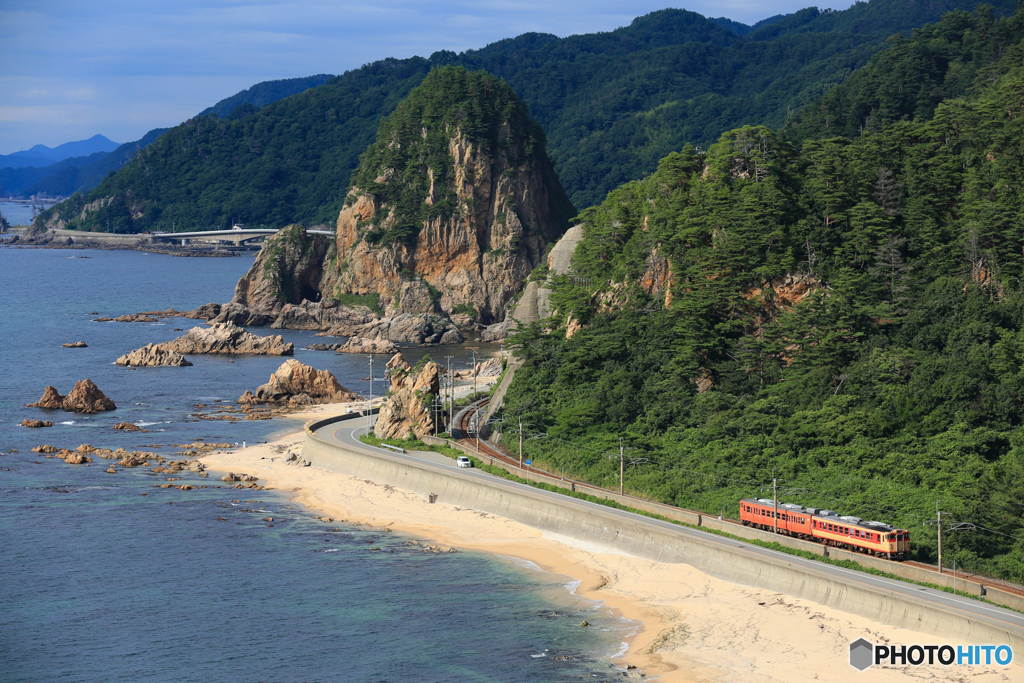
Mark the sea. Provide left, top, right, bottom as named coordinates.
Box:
left=0, top=247, right=632, bottom=682
left=0, top=201, right=48, bottom=227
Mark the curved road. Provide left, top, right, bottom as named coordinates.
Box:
left=317, top=417, right=1024, bottom=641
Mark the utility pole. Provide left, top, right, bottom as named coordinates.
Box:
left=518, top=416, right=524, bottom=470
left=619, top=437, right=624, bottom=496
left=937, top=500, right=942, bottom=574
left=773, top=469, right=779, bottom=534
left=444, top=355, right=454, bottom=431
left=471, top=350, right=478, bottom=401
left=367, top=355, right=373, bottom=432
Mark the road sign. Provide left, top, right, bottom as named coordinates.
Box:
left=526, top=460, right=531, bottom=465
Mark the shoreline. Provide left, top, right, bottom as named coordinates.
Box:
left=200, top=405, right=1013, bottom=682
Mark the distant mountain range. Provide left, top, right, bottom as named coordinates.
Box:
left=0, top=135, right=120, bottom=170
left=0, top=75, right=336, bottom=198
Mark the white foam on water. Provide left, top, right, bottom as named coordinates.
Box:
left=321, top=548, right=340, bottom=553
left=530, top=650, right=549, bottom=659
left=135, top=421, right=169, bottom=427
left=499, top=555, right=542, bottom=572
left=58, top=421, right=76, bottom=425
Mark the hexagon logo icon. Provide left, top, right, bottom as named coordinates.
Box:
left=849, top=638, right=874, bottom=671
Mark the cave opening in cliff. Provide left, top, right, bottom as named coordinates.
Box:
left=299, top=281, right=321, bottom=304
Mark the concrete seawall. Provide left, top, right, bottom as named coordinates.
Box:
left=428, top=435, right=1024, bottom=614
left=301, top=415, right=1024, bottom=655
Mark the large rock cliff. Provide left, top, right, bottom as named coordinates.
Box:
left=222, top=67, right=574, bottom=342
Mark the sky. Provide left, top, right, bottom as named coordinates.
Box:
left=0, top=1, right=855, bottom=155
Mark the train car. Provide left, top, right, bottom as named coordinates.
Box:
left=740, top=498, right=909, bottom=560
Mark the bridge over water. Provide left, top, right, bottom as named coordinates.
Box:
left=151, top=228, right=334, bottom=246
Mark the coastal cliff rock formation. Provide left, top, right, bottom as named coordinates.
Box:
left=374, top=359, right=442, bottom=440
left=238, top=359, right=361, bottom=406
left=157, top=323, right=293, bottom=356
left=220, top=67, right=573, bottom=343
left=27, top=380, right=117, bottom=413
left=116, top=343, right=194, bottom=367
left=386, top=352, right=412, bottom=388
left=335, top=337, right=398, bottom=355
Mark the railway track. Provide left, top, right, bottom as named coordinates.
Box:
left=905, top=560, right=1024, bottom=597
left=455, top=400, right=1024, bottom=597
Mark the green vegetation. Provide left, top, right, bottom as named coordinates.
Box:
left=787, top=7, right=1024, bottom=142
left=198, top=74, right=335, bottom=118
left=450, top=303, right=479, bottom=317
left=500, top=8, right=1024, bottom=583
left=335, top=292, right=384, bottom=315
left=41, top=1, right=1018, bottom=233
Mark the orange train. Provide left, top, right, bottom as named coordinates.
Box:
left=740, top=498, right=910, bottom=560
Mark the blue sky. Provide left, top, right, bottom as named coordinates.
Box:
left=0, top=1, right=854, bottom=155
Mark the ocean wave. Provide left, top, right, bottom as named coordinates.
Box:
left=530, top=650, right=549, bottom=659
left=499, top=555, right=542, bottom=572
left=319, top=548, right=340, bottom=553
left=135, top=421, right=170, bottom=427
left=58, top=421, right=76, bottom=425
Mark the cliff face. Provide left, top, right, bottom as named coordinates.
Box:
left=335, top=133, right=570, bottom=327
left=223, top=67, right=573, bottom=342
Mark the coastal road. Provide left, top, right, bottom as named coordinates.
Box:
left=316, top=417, right=1024, bottom=641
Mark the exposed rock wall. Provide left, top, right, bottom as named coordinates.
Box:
left=333, top=129, right=569, bottom=328
left=374, top=359, right=441, bottom=440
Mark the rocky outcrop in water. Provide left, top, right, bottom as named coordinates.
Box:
left=62, top=341, right=87, bottom=348
left=238, top=359, right=361, bottom=406
left=27, top=380, right=116, bottom=413
left=335, top=337, right=399, bottom=355
left=157, top=323, right=293, bottom=356
left=27, top=386, right=64, bottom=409
left=20, top=419, right=52, bottom=428
left=116, top=343, right=193, bottom=367
left=94, top=313, right=160, bottom=323
left=374, top=359, right=442, bottom=440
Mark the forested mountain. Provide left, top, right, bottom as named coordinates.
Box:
left=198, top=74, right=334, bottom=118
left=500, top=7, right=1024, bottom=581
left=41, top=0, right=1017, bottom=233
left=2, top=75, right=333, bottom=200
left=787, top=5, right=1024, bottom=141
left=0, top=152, right=111, bottom=197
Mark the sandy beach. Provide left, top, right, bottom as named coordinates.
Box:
left=202, top=404, right=1014, bottom=682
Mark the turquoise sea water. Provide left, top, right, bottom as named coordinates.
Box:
left=0, top=247, right=631, bottom=681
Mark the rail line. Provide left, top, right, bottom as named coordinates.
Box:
left=454, top=398, right=1024, bottom=596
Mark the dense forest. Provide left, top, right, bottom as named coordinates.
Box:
left=500, top=7, right=1024, bottom=581
left=40, top=0, right=1017, bottom=233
